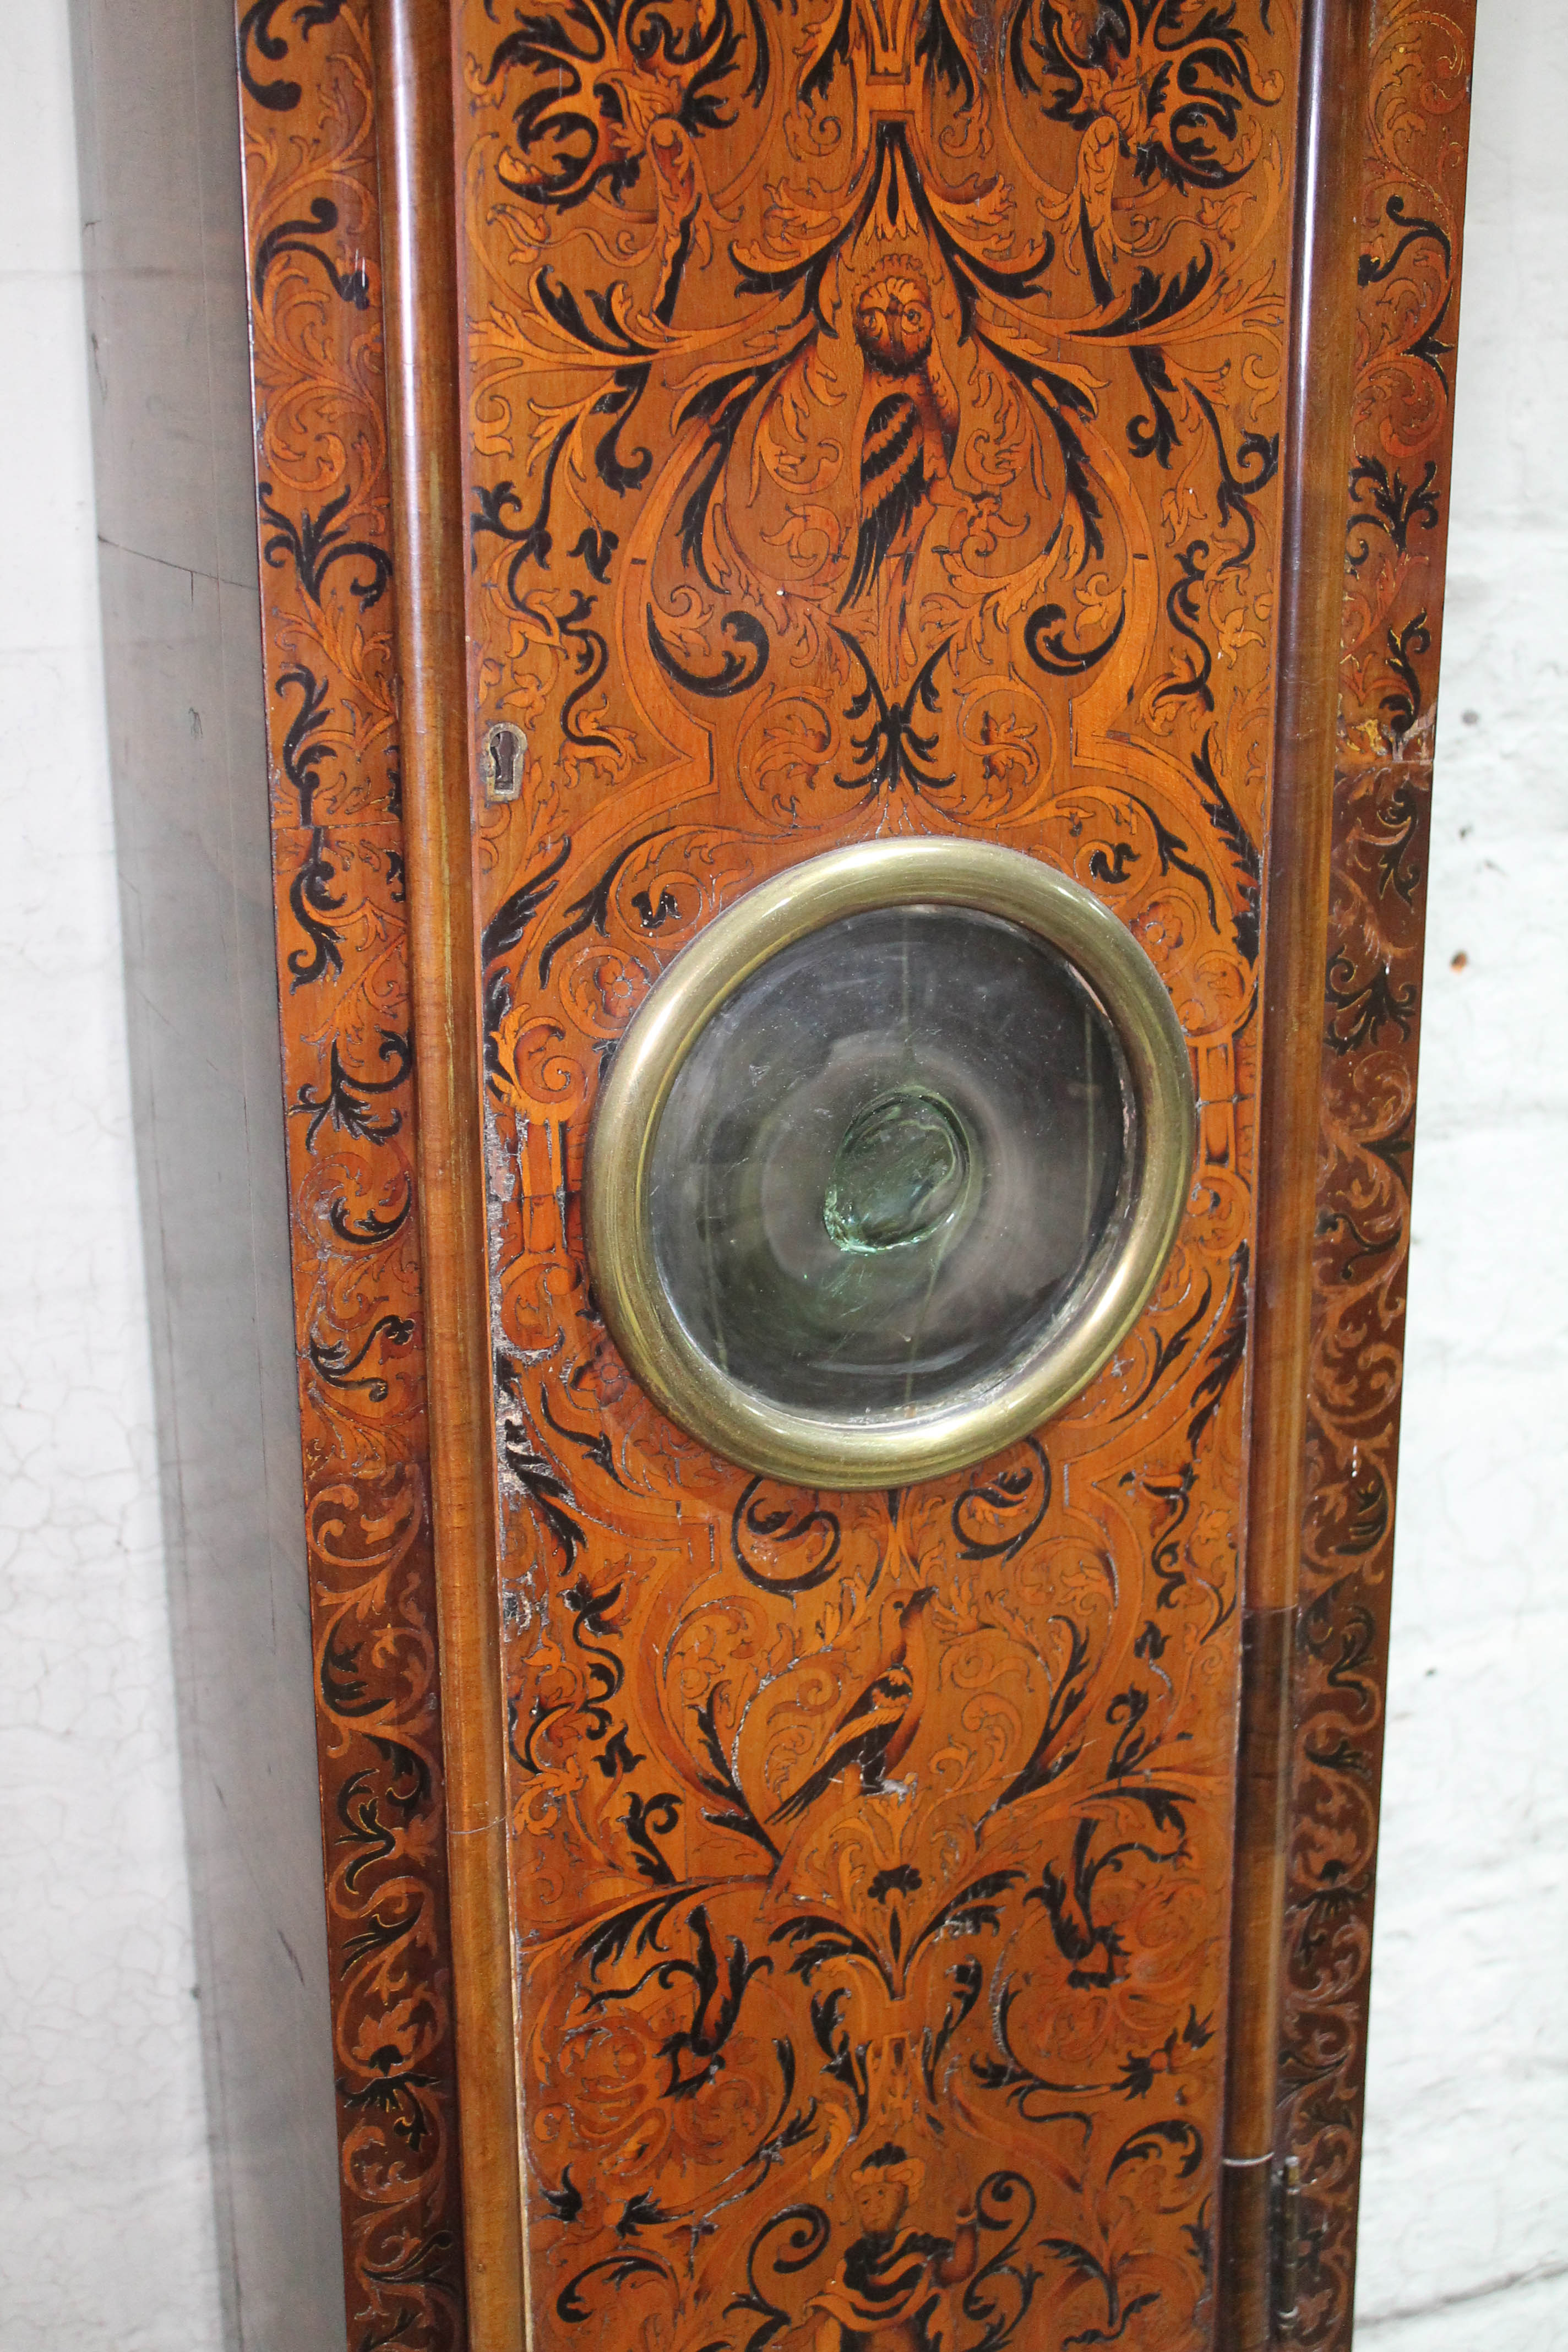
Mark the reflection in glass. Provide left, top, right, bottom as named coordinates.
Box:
left=647, top=903, right=1135, bottom=1422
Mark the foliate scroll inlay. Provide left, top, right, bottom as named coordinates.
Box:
left=458, top=2, right=1299, bottom=2344
left=238, top=3, right=464, bottom=2344
left=1282, top=6, right=1475, bottom=2346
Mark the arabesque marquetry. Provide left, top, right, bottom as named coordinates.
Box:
left=237, top=5, right=465, bottom=2345
left=1283, top=6, right=1476, bottom=2345
left=456, top=3, right=1297, bottom=2342
left=232, top=1, right=1474, bottom=2343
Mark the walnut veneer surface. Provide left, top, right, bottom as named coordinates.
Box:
left=233, top=2, right=1472, bottom=2345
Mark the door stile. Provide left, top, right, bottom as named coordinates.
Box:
left=1217, top=2, right=1372, bottom=2342
left=373, top=1, right=527, bottom=2338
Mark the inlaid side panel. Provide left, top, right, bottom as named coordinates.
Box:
left=454, top=4, right=1301, bottom=2344
left=1283, top=4, right=1476, bottom=2344
left=236, top=8, right=464, bottom=2346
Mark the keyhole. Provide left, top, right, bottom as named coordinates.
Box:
left=483, top=721, right=526, bottom=803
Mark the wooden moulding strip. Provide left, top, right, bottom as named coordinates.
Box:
left=1218, top=2, right=1373, bottom=2344
left=372, top=2, right=526, bottom=2341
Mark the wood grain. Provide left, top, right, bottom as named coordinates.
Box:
left=454, top=3, right=1303, bottom=2342
left=1280, top=7, right=1477, bottom=2346
left=372, top=2, right=527, bottom=2339
left=230, top=4, right=1476, bottom=2342
left=1216, top=2, right=1371, bottom=2341
left=236, top=3, right=465, bottom=2344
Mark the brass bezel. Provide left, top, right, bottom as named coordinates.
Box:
left=584, top=838, right=1197, bottom=1489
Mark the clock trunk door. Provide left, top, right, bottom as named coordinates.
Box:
left=455, top=4, right=1294, bottom=2343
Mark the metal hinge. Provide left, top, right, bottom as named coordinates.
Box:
left=1272, top=2155, right=1303, bottom=2337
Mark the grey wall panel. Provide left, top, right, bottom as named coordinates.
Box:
left=68, top=4, right=346, bottom=2346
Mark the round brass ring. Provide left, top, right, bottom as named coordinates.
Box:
left=584, top=838, right=1197, bottom=1489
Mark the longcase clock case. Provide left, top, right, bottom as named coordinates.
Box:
left=228, top=1, right=1476, bottom=2346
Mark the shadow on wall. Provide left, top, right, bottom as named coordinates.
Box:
left=65, top=0, right=346, bottom=2342
left=1355, top=2, right=1568, bottom=2346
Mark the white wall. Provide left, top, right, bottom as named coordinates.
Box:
left=1354, top=4, right=1568, bottom=2343
left=0, top=3, right=1561, bottom=2350
left=0, top=5, right=226, bottom=2348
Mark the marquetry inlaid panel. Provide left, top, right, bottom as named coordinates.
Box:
left=453, top=5, right=1298, bottom=2342
left=237, top=9, right=464, bottom=2345
left=1282, top=6, right=1476, bottom=2344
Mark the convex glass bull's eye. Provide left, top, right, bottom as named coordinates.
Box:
left=823, top=1089, right=972, bottom=1254
left=585, top=840, right=1197, bottom=1490
left=646, top=903, right=1129, bottom=1419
